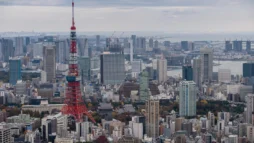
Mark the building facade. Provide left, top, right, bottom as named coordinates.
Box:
left=146, top=99, right=159, bottom=138
left=200, top=48, right=213, bottom=83
left=179, top=81, right=197, bottom=117
left=182, top=65, right=193, bottom=81
left=43, top=46, right=56, bottom=82
left=157, top=59, right=167, bottom=83
left=100, top=52, right=125, bottom=85
left=9, top=57, right=22, bottom=85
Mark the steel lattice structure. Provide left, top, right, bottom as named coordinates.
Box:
left=62, top=0, right=95, bottom=123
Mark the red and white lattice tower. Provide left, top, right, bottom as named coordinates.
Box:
left=62, top=0, right=95, bottom=123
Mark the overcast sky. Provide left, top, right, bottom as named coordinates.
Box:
left=0, top=0, right=253, bottom=33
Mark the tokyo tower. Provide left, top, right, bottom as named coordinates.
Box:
left=62, top=0, right=95, bottom=123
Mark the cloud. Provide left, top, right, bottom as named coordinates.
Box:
left=0, top=0, right=252, bottom=7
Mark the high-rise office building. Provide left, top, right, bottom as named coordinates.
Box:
left=1, top=39, right=14, bottom=62
left=77, top=38, right=85, bottom=57
left=218, top=69, right=231, bottom=83
left=149, top=38, right=153, bottom=48
left=130, top=40, right=134, bottom=62
left=157, top=58, right=167, bottom=83
left=246, top=41, right=251, bottom=52
left=179, top=81, right=197, bottom=117
left=246, top=94, right=254, bottom=124
left=9, top=57, right=22, bottom=85
left=182, top=65, right=193, bottom=81
left=0, top=124, right=11, bottom=143
left=100, top=52, right=125, bottom=85
left=32, top=43, right=44, bottom=58
left=193, top=58, right=201, bottom=88
left=200, top=48, right=213, bottom=83
left=56, top=41, right=66, bottom=63
left=78, top=56, right=91, bottom=83
left=243, top=63, right=254, bottom=77
left=233, top=40, right=243, bottom=52
left=25, top=37, right=30, bottom=46
left=154, top=40, right=159, bottom=49
left=131, top=35, right=136, bottom=49
left=164, top=41, right=170, bottom=48
left=15, top=37, right=24, bottom=56
left=139, top=70, right=149, bottom=101
left=181, top=41, right=189, bottom=51
left=96, top=35, right=100, bottom=49
left=225, top=41, right=233, bottom=51
left=131, top=60, right=142, bottom=78
left=146, top=99, right=159, bottom=138
left=43, top=46, right=56, bottom=82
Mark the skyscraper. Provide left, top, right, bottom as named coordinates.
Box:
left=247, top=41, right=251, bottom=52
left=179, top=81, right=196, bottom=117
left=130, top=40, right=134, bottom=62
left=131, top=60, right=142, bottom=78
left=200, top=48, right=213, bottom=83
left=96, top=35, right=100, bottom=49
left=225, top=41, right=232, bottom=51
left=139, top=70, right=149, bottom=101
left=243, top=63, right=254, bottom=77
left=182, top=65, right=193, bottom=81
left=131, top=35, right=136, bottom=49
left=9, top=57, right=22, bottom=85
left=149, top=38, right=153, bottom=48
left=56, top=40, right=66, bottom=63
left=1, top=39, right=14, bottom=62
left=233, top=40, right=243, bottom=52
left=15, top=37, right=24, bottom=56
left=181, top=41, right=189, bottom=51
left=157, top=58, right=167, bottom=83
left=43, top=46, right=56, bottom=82
left=154, top=40, right=159, bottom=49
left=193, top=58, right=201, bottom=88
left=78, top=56, right=91, bottom=83
left=246, top=94, right=254, bottom=124
left=146, top=99, right=159, bottom=138
left=77, top=38, right=85, bottom=56
left=100, top=52, right=125, bottom=85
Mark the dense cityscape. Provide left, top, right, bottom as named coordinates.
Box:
left=0, top=0, right=254, bottom=143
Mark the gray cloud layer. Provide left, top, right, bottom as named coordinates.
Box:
left=1, top=0, right=253, bottom=7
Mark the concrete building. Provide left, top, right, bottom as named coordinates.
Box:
left=218, top=69, right=231, bottom=83
left=179, top=81, right=197, bottom=117
left=182, top=65, right=193, bottom=81
left=246, top=41, right=251, bottom=52
left=200, top=48, right=213, bottom=83
left=0, top=124, right=11, bottom=143
left=131, top=60, right=142, bottom=78
left=228, top=135, right=238, bottom=143
left=139, top=70, right=149, bottom=101
left=149, top=38, right=153, bottom=48
left=32, top=43, right=44, bottom=58
left=1, top=39, right=14, bottom=62
left=225, top=41, right=233, bottom=51
left=129, top=121, right=143, bottom=140
left=146, top=99, right=159, bottom=138
left=233, top=40, right=243, bottom=52
left=193, top=58, right=201, bottom=89
left=9, top=57, right=22, bottom=85
left=15, top=80, right=27, bottom=95
left=157, top=58, right=167, bottom=83
left=43, top=45, right=56, bottom=82
left=100, top=52, right=125, bottom=85
left=78, top=56, right=91, bottom=83
left=208, top=111, right=215, bottom=127
left=15, top=37, right=24, bottom=56
left=246, top=94, right=254, bottom=124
